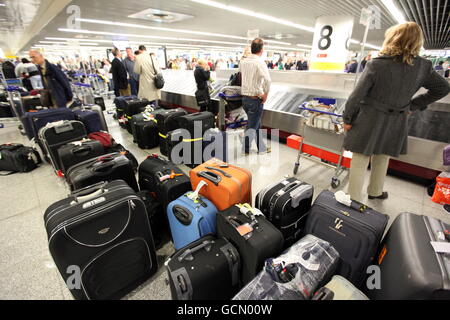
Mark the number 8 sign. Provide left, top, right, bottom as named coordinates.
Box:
left=310, top=16, right=355, bottom=72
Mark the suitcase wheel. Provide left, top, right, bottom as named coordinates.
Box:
left=331, top=177, right=340, bottom=189
left=177, top=275, right=188, bottom=293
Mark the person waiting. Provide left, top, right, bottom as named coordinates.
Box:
left=134, top=45, right=162, bottom=106
left=123, top=47, right=140, bottom=96
left=110, top=47, right=130, bottom=97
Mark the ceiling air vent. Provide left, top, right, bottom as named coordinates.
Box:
left=128, top=8, right=194, bottom=23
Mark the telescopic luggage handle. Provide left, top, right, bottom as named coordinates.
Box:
left=177, top=239, right=214, bottom=262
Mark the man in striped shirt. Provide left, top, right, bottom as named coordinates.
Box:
left=239, top=38, right=272, bottom=155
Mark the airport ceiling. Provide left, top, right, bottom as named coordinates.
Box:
left=0, top=0, right=448, bottom=56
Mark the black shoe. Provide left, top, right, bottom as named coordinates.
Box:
left=368, top=192, right=389, bottom=200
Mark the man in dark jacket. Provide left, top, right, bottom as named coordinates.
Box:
left=29, top=50, right=73, bottom=108
left=110, top=48, right=130, bottom=97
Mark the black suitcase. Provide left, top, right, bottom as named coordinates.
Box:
left=167, top=129, right=204, bottom=169
left=66, top=153, right=139, bottom=192
left=156, top=108, right=188, bottom=156
left=131, top=108, right=165, bottom=145
left=138, top=155, right=191, bottom=209
left=176, top=111, right=215, bottom=137
left=0, top=102, right=13, bottom=118
left=114, top=95, right=137, bottom=127
left=255, top=178, right=314, bottom=249
left=38, top=120, right=87, bottom=173
left=368, top=213, right=450, bottom=300
left=0, top=144, right=41, bottom=174
left=57, top=139, right=105, bottom=174
left=303, top=190, right=389, bottom=288
left=124, top=99, right=150, bottom=133
left=166, top=235, right=241, bottom=300
left=94, top=96, right=106, bottom=111
left=44, top=180, right=158, bottom=300
left=217, top=205, right=284, bottom=286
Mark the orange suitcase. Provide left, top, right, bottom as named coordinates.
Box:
left=190, top=158, right=252, bottom=211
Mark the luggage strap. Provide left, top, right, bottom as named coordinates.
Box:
left=187, top=180, right=208, bottom=203
left=159, top=133, right=167, bottom=139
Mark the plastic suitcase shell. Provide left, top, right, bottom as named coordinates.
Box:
left=138, top=155, right=192, bottom=209
left=217, top=205, right=284, bottom=285
left=167, top=192, right=218, bottom=250
left=256, top=178, right=314, bottom=249
left=84, top=104, right=108, bottom=132
left=74, top=109, right=102, bottom=134
left=313, top=275, right=369, bottom=300
left=39, top=120, right=87, bottom=172
left=190, top=158, right=252, bottom=211
left=57, top=139, right=105, bottom=174
left=176, top=111, right=215, bottom=137
left=44, top=180, right=158, bottom=300
left=303, top=190, right=389, bottom=288
left=166, top=235, right=241, bottom=300
left=155, top=108, right=188, bottom=135
left=368, top=213, right=450, bottom=300
left=66, top=153, right=139, bottom=192
left=23, top=108, right=75, bottom=140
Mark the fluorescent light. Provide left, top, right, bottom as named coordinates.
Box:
left=0, top=4, right=6, bottom=7
left=380, top=0, right=406, bottom=23
left=46, top=37, right=112, bottom=43
left=190, top=0, right=315, bottom=33
left=76, top=18, right=291, bottom=45
left=40, top=41, right=100, bottom=46
left=297, top=44, right=312, bottom=48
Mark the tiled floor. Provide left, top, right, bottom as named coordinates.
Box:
left=0, top=100, right=448, bottom=300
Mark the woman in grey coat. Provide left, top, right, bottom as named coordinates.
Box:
left=343, top=22, right=450, bottom=203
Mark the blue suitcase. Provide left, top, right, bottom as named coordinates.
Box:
left=23, top=108, right=75, bottom=141
left=74, top=109, right=102, bottom=134
left=167, top=183, right=218, bottom=250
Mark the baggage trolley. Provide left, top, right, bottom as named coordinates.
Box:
left=218, top=86, right=248, bottom=130
left=293, top=101, right=348, bottom=189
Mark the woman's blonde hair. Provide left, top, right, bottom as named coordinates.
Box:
left=379, top=22, right=424, bottom=65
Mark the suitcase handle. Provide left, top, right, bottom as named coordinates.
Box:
left=72, top=145, right=93, bottom=156
left=177, top=239, right=214, bottom=262
left=70, top=182, right=107, bottom=204
left=91, top=161, right=115, bottom=175
left=281, top=181, right=302, bottom=193
left=197, top=171, right=222, bottom=186
left=312, top=287, right=334, bottom=300
left=205, top=167, right=232, bottom=178
left=173, top=205, right=193, bottom=226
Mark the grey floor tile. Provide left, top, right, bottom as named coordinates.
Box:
left=0, top=179, right=40, bottom=220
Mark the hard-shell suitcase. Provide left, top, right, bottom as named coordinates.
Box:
left=190, top=158, right=252, bottom=211
left=39, top=120, right=87, bottom=173
left=303, top=190, right=389, bottom=288
left=44, top=180, right=158, bottom=300
left=217, top=204, right=284, bottom=285
left=83, top=104, right=108, bottom=132
left=74, top=109, right=102, bottom=134
left=138, top=155, right=191, bottom=209
left=156, top=108, right=188, bottom=156
left=256, top=178, right=314, bottom=249
left=166, top=235, right=241, bottom=300
left=23, top=108, right=75, bottom=141
left=57, top=139, right=105, bottom=174
left=66, top=153, right=139, bottom=192
left=233, top=234, right=339, bottom=300
left=368, top=213, right=450, bottom=300
left=312, top=275, right=369, bottom=300
left=167, top=186, right=218, bottom=250
left=176, top=111, right=215, bottom=137
left=0, top=144, right=41, bottom=174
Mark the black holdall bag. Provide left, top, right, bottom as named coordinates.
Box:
left=303, top=190, right=389, bottom=288
left=156, top=108, right=188, bottom=156
left=166, top=235, right=241, bottom=300
left=0, top=144, right=42, bottom=175
left=255, top=178, right=314, bottom=249
left=44, top=180, right=158, bottom=300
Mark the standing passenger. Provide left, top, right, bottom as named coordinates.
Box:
left=134, top=45, right=162, bottom=106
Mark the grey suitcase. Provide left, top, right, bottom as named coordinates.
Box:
left=312, top=275, right=369, bottom=300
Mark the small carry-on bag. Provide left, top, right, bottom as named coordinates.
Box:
left=0, top=144, right=41, bottom=174
left=57, top=139, right=105, bottom=174
left=190, top=158, right=252, bottom=211
left=73, top=109, right=102, bottom=134
left=66, top=153, right=139, bottom=192
left=166, top=235, right=241, bottom=300
left=368, top=213, right=450, bottom=300
left=303, top=191, right=389, bottom=288
left=134, top=120, right=159, bottom=149
left=130, top=107, right=164, bottom=143
left=39, top=120, right=87, bottom=173
left=176, top=111, right=215, bottom=137
left=256, top=178, right=314, bottom=249
left=44, top=180, right=158, bottom=300
left=312, top=275, right=369, bottom=300
left=167, top=181, right=218, bottom=250
left=233, top=235, right=339, bottom=300
left=156, top=108, right=188, bottom=156
left=217, top=204, right=284, bottom=285
left=138, top=155, right=192, bottom=209
left=22, top=108, right=75, bottom=141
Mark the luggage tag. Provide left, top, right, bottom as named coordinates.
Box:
left=186, top=181, right=208, bottom=208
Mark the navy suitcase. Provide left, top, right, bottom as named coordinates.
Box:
left=167, top=186, right=218, bottom=250
left=74, top=109, right=102, bottom=134
left=23, top=108, right=75, bottom=141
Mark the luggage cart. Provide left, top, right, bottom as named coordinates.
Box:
left=218, top=86, right=248, bottom=131
left=293, top=100, right=348, bottom=189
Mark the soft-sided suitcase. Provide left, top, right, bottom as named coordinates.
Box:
left=444, top=145, right=450, bottom=166
left=83, top=104, right=108, bottom=132
left=166, top=235, right=241, bottom=300
left=44, top=180, right=158, bottom=300
left=23, top=108, right=75, bottom=141
left=106, top=143, right=139, bottom=172
left=217, top=204, right=284, bottom=285
left=39, top=120, right=87, bottom=173
left=167, top=184, right=218, bottom=250
left=303, top=190, right=389, bottom=288
left=176, top=111, right=215, bottom=137
left=66, top=153, right=139, bottom=192
left=134, top=120, right=159, bottom=149
left=130, top=107, right=164, bottom=143
left=124, top=99, right=150, bottom=133
left=312, top=275, right=369, bottom=300
left=233, top=234, right=339, bottom=300
left=74, top=109, right=102, bottom=134
left=256, top=178, right=313, bottom=249
left=0, top=144, right=41, bottom=174
left=368, top=213, right=450, bottom=300
left=57, top=139, right=105, bottom=174
left=156, top=108, right=188, bottom=156
left=190, top=158, right=252, bottom=211
left=138, top=155, right=191, bottom=209
left=114, top=95, right=137, bottom=127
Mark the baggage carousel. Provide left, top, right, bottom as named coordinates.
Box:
left=160, top=69, right=450, bottom=175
